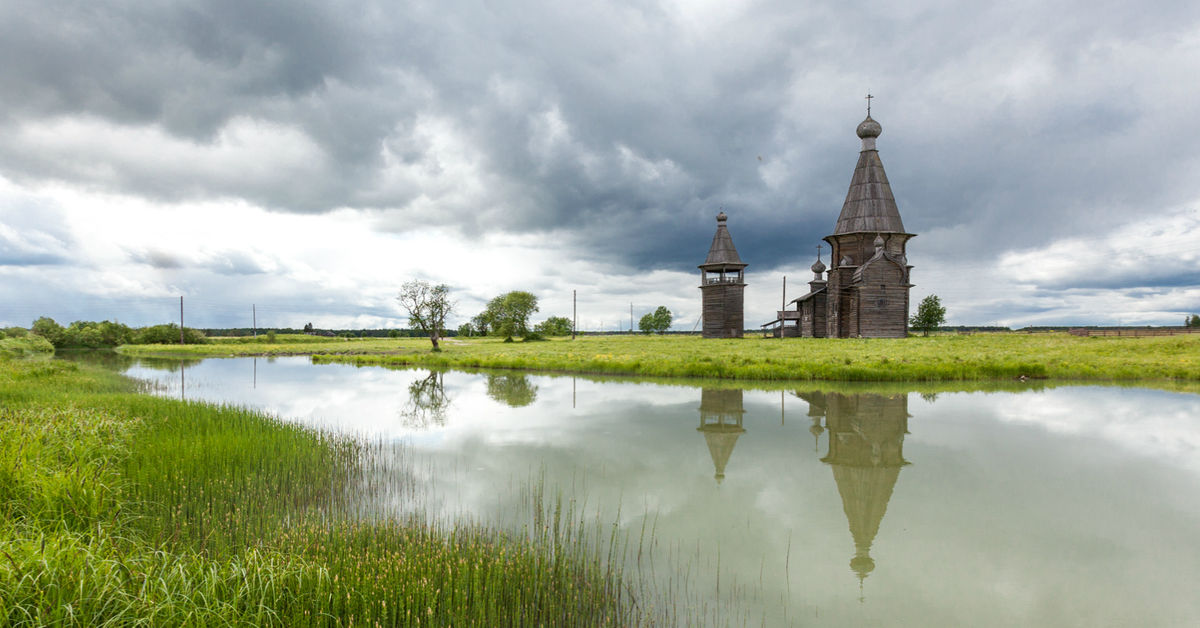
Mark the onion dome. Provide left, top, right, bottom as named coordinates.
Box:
left=811, top=258, right=827, bottom=274
left=850, top=555, right=876, bottom=579
left=856, top=115, right=882, bottom=139
left=832, top=113, right=907, bottom=235
left=716, top=211, right=728, bottom=222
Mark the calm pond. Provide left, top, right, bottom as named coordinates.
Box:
left=95, top=355, right=1200, bottom=626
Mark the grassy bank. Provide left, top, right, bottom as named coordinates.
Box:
left=119, top=333, right=1200, bottom=383
left=0, top=358, right=653, bottom=626
left=0, top=334, right=54, bottom=360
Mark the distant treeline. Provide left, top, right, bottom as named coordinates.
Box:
left=20, top=317, right=208, bottom=348
left=14, top=319, right=1197, bottom=350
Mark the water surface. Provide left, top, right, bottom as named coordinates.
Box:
left=103, top=356, right=1200, bottom=626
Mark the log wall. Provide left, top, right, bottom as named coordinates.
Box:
left=854, top=262, right=908, bottom=338
left=701, top=283, right=745, bottom=338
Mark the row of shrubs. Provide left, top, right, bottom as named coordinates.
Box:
left=16, top=317, right=209, bottom=349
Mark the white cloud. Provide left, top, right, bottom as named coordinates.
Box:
left=2, top=1, right=1199, bottom=328
left=7, top=116, right=329, bottom=199
left=1001, top=207, right=1200, bottom=288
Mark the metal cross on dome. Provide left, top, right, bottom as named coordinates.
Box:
left=865, top=92, right=873, bottom=116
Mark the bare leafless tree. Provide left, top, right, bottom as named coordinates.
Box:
left=397, top=280, right=454, bottom=350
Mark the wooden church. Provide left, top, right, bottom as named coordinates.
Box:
left=799, top=390, right=910, bottom=588
left=774, top=107, right=915, bottom=338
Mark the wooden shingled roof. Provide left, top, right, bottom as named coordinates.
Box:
left=700, top=212, right=747, bottom=269
left=833, top=118, right=907, bottom=235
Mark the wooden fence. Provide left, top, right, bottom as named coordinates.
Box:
left=1067, top=327, right=1200, bottom=337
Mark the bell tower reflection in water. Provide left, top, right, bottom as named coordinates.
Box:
left=697, top=388, right=747, bottom=484
left=799, top=391, right=910, bottom=588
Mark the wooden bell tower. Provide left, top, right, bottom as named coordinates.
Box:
left=699, top=212, right=747, bottom=338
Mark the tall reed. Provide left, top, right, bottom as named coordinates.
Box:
left=1, top=358, right=660, bottom=626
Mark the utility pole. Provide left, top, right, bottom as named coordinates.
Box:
left=630, top=303, right=633, bottom=333
left=253, top=304, right=257, bottom=338
left=782, top=276, right=787, bottom=311
left=572, top=289, right=577, bottom=340
left=179, top=296, right=184, bottom=344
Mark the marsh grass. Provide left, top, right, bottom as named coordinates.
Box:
left=119, top=333, right=1200, bottom=383
left=1, top=359, right=658, bottom=626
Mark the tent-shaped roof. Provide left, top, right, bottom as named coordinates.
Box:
left=697, top=388, right=747, bottom=482
left=833, top=464, right=901, bottom=580
left=698, top=424, right=745, bottom=482
left=700, top=212, right=747, bottom=269
left=832, top=116, right=907, bottom=236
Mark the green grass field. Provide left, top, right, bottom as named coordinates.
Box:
left=0, top=357, right=655, bottom=626
left=118, top=332, right=1200, bottom=384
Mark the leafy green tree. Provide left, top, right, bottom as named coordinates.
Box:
left=535, top=316, right=573, bottom=336
left=1186, top=314, right=1200, bottom=328
left=66, top=321, right=104, bottom=348
left=457, top=323, right=476, bottom=337
left=637, top=313, right=654, bottom=334
left=397, top=280, right=455, bottom=350
left=909, top=294, right=947, bottom=336
left=470, top=313, right=492, bottom=336
left=131, top=324, right=207, bottom=344
left=482, top=291, right=539, bottom=341
left=31, top=317, right=66, bottom=347
left=485, top=374, right=538, bottom=407
left=96, top=321, right=132, bottom=346
left=59, top=320, right=133, bottom=348
left=638, top=306, right=673, bottom=334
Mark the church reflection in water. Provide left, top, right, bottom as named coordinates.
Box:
left=799, top=391, right=910, bottom=587
left=695, top=387, right=911, bottom=589
left=696, top=388, right=747, bottom=484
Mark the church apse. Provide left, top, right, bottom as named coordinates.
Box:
left=798, top=390, right=910, bottom=588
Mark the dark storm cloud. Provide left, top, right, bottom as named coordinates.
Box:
left=129, top=249, right=184, bottom=270
left=0, top=249, right=68, bottom=267
left=2, top=0, right=1199, bottom=277
left=1035, top=270, right=1200, bottom=292
left=126, top=247, right=273, bottom=275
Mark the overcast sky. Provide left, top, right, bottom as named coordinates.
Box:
left=2, top=0, right=1198, bottom=331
